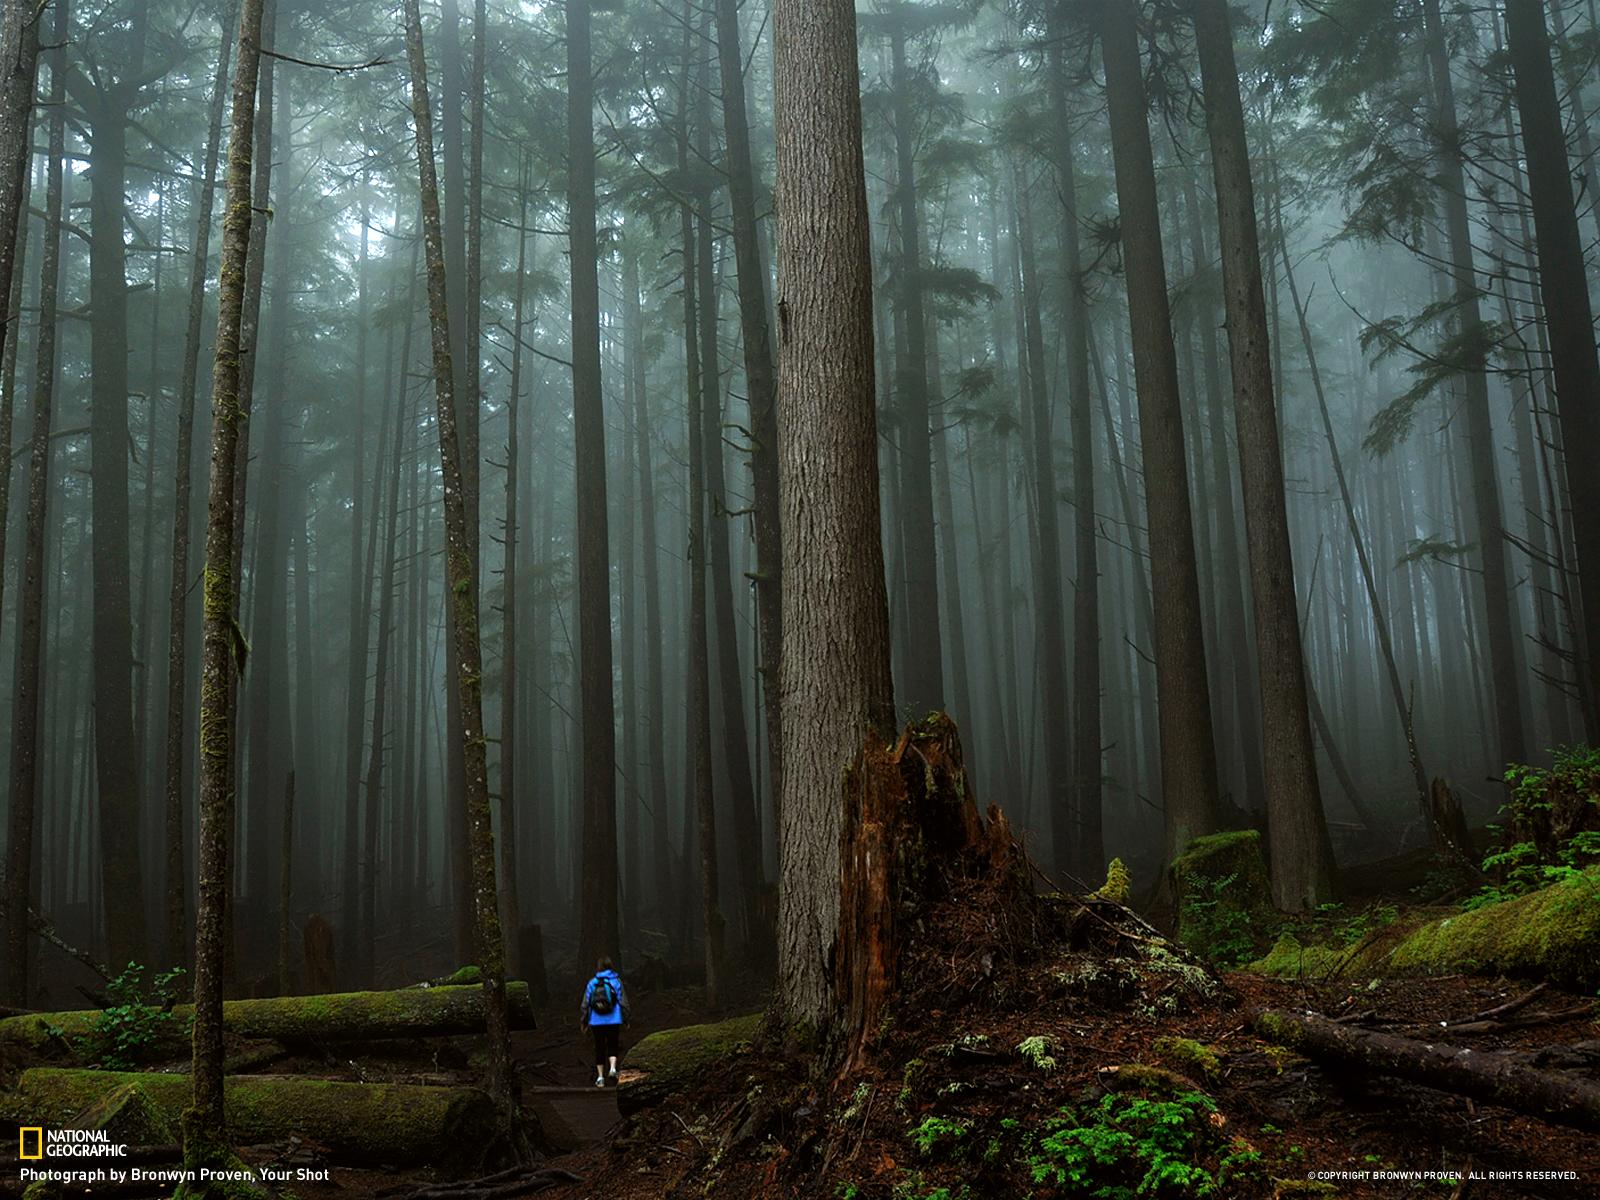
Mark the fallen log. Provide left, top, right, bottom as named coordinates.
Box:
left=0, top=982, right=536, bottom=1059
left=1252, top=1008, right=1600, bottom=1132
left=0, top=1069, right=499, bottom=1171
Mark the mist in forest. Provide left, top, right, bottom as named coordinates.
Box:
left=0, top=0, right=1596, bottom=1009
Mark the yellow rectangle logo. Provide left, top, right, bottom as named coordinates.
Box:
left=19, top=1127, right=43, bottom=1159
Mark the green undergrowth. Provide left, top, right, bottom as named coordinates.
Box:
left=1467, top=746, right=1600, bottom=910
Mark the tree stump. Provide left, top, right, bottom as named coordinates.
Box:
left=302, top=913, right=335, bottom=994
left=833, top=714, right=1025, bottom=1072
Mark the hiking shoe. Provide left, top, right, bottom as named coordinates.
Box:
left=606, top=1069, right=618, bottom=1087
left=594, top=1076, right=606, bottom=1088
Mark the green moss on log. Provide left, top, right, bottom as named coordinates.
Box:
left=618, top=1012, right=761, bottom=1116
left=1, top=1069, right=496, bottom=1171
left=1250, top=869, right=1600, bottom=990
left=0, top=983, right=535, bottom=1059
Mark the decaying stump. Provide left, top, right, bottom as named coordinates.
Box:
left=0, top=982, right=537, bottom=1058
left=303, top=912, right=335, bottom=993
left=3, top=1069, right=501, bottom=1171
left=1253, top=1008, right=1600, bottom=1132
left=833, top=714, right=1029, bottom=1071
left=1427, top=777, right=1478, bottom=872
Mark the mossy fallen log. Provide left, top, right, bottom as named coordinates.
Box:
left=1252, top=1008, right=1600, bottom=1132
left=617, top=1012, right=761, bottom=1116
left=1, top=1068, right=498, bottom=1170
left=1250, top=869, right=1600, bottom=990
left=0, top=982, right=536, bottom=1060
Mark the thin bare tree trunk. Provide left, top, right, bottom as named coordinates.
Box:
left=714, top=0, right=783, bottom=817
left=568, top=0, right=619, bottom=976
left=1194, top=0, right=1335, bottom=907
left=1503, top=0, right=1600, bottom=736
left=1099, top=0, right=1221, bottom=867
left=402, top=0, right=520, bottom=1142
left=184, top=0, right=267, bottom=1158
left=161, top=3, right=232, bottom=973
left=3, top=0, right=65, bottom=1007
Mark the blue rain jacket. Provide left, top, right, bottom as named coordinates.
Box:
left=581, top=969, right=628, bottom=1027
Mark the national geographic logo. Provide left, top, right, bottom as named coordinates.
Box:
left=14, top=1128, right=128, bottom=1159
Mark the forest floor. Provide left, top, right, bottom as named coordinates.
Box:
left=5, top=872, right=1596, bottom=1199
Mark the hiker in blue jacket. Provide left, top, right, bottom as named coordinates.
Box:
left=580, top=957, right=630, bottom=1087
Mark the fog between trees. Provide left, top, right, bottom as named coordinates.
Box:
left=0, top=0, right=1596, bottom=1016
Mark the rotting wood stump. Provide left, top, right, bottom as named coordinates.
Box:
left=834, top=713, right=1031, bottom=1073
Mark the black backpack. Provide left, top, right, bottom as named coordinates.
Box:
left=590, top=975, right=618, bottom=1015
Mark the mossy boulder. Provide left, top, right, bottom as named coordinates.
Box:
left=0, top=1069, right=498, bottom=1172
left=1250, top=869, right=1600, bottom=990
left=73, top=1081, right=174, bottom=1144
left=1171, top=830, right=1275, bottom=962
left=618, top=1012, right=761, bottom=1116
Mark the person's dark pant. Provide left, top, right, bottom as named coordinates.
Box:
left=592, top=1024, right=620, bottom=1068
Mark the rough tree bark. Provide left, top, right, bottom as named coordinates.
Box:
left=772, top=0, right=897, bottom=1029
left=1193, top=0, right=1336, bottom=908
left=402, top=0, right=521, bottom=1140
left=1097, top=0, right=1221, bottom=866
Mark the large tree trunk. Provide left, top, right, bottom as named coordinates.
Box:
left=1098, top=0, right=1221, bottom=866
left=772, top=0, right=897, bottom=1030
left=714, top=0, right=783, bottom=816
left=1193, top=0, right=1336, bottom=909
left=2, top=0, right=65, bottom=1008
left=184, top=0, right=268, bottom=1165
left=567, top=0, right=619, bottom=977
left=1503, top=0, right=1600, bottom=737
left=402, top=0, right=520, bottom=1140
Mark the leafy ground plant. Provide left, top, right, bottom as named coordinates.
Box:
left=81, top=963, right=190, bottom=1069
left=1026, top=1089, right=1261, bottom=1198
